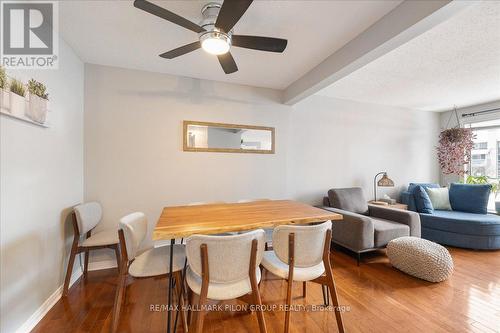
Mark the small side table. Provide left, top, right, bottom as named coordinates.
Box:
left=368, top=201, right=408, bottom=210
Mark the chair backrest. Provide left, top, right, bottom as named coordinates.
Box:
left=273, top=221, right=332, bottom=268
left=74, top=202, right=102, bottom=234
left=328, top=187, right=368, bottom=215
left=119, top=212, right=148, bottom=260
left=237, top=199, right=270, bottom=203
left=188, top=201, right=225, bottom=206
left=186, top=229, right=265, bottom=283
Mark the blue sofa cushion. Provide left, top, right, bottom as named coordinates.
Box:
left=414, top=185, right=434, bottom=213
left=449, top=183, right=491, bottom=214
left=402, top=183, right=440, bottom=212
left=420, top=210, right=500, bottom=236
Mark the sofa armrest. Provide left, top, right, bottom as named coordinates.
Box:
left=321, top=206, right=374, bottom=251
left=368, top=205, right=421, bottom=237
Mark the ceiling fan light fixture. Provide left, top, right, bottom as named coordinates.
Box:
left=200, top=31, right=231, bottom=55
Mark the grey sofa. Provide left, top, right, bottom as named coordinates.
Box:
left=322, top=187, right=421, bottom=264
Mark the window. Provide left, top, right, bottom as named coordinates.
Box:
left=473, top=142, right=487, bottom=149
left=468, top=120, right=500, bottom=211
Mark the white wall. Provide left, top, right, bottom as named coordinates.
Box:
left=84, top=64, right=441, bottom=264
left=0, top=40, right=84, bottom=333
left=288, top=95, right=441, bottom=204
left=84, top=64, right=291, bottom=258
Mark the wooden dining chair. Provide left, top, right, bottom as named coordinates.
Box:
left=111, top=212, right=188, bottom=333
left=185, top=230, right=267, bottom=333
left=63, top=202, right=120, bottom=296
left=261, top=221, right=345, bottom=333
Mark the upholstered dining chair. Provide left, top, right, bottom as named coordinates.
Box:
left=261, top=221, right=345, bottom=333
left=111, top=212, right=187, bottom=333
left=63, top=202, right=120, bottom=296
left=185, top=230, right=267, bottom=333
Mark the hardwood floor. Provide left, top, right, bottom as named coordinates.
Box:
left=32, top=247, right=500, bottom=333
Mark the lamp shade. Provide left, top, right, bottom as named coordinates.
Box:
left=377, top=173, right=394, bottom=187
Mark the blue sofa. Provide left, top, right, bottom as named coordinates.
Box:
left=401, top=183, right=500, bottom=250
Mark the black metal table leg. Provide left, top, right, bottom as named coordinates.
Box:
left=167, top=239, right=175, bottom=333
left=173, top=258, right=188, bottom=332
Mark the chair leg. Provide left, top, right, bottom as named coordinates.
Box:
left=111, top=266, right=128, bottom=333
left=84, top=249, right=89, bottom=277
left=302, top=281, right=307, bottom=298
left=190, top=288, right=207, bottom=333
left=187, top=287, right=194, bottom=326
left=284, top=278, right=293, bottom=333
left=190, top=245, right=209, bottom=333
left=321, top=285, right=330, bottom=306
left=324, top=260, right=345, bottom=333
left=174, top=272, right=188, bottom=333
left=63, top=239, right=78, bottom=297
left=249, top=241, right=267, bottom=333
left=114, top=245, right=121, bottom=273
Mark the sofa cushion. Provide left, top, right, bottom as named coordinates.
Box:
left=414, top=186, right=434, bottom=214
left=449, top=183, right=490, bottom=214
left=372, top=217, right=410, bottom=247
left=420, top=210, right=500, bottom=236
left=328, top=187, right=368, bottom=215
left=425, top=187, right=451, bottom=210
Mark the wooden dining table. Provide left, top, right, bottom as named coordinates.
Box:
left=153, top=199, right=343, bottom=333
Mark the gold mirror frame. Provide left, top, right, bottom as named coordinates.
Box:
left=183, top=120, right=275, bottom=154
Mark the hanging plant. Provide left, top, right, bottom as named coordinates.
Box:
left=436, top=125, right=475, bottom=176
left=436, top=106, right=477, bottom=176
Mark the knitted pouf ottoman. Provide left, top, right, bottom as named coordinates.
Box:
left=387, top=237, right=453, bottom=282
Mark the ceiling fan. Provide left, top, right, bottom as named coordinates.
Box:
left=133, top=0, right=288, bottom=74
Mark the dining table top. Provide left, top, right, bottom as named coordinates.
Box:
left=153, top=199, right=343, bottom=240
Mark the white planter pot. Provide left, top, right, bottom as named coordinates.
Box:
left=10, top=91, right=26, bottom=118
left=27, top=94, right=48, bottom=124
left=0, top=89, right=10, bottom=111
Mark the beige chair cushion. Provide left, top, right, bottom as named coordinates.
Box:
left=81, top=229, right=118, bottom=247
left=186, top=230, right=265, bottom=284
left=186, top=266, right=261, bottom=301
left=128, top=244, right=186, bottom=278
left=74, top=202, right=102, bottom=234
left=261, top=251, right=325, bottom=282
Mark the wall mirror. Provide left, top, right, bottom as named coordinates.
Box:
left=183, top=121, right=275, bottom=154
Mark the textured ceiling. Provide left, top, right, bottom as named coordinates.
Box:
left=316, top=2, right=500, bottom=112
left=59, top=0, right=401, bottom=90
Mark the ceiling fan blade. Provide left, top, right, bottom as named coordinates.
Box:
left=232, top=35, right=287, bottom=53
left=134, top=0, right=205, bottom=34
left=215, top=0, right=253, bottom=33
left=217, top=52, right=238, bottom=74
left=159, top=41, right=201, bottom=59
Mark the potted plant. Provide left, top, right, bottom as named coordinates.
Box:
left=9, top=78, right=26, bottom=118
left=27, top=79, right=49, bottom=124
left=0, top=66, right=9, bottom=111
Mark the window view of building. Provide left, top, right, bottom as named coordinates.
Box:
left=469, top=119, right=500, bottom=210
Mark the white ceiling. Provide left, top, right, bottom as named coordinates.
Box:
left=316, top=1, right=500, bottom=112
left=59, top=0, right=401, bottom=90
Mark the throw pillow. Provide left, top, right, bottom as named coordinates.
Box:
left=425, top=187, right=452, bottom=210
left=414, top=185, right=434, bottom=214
left=449, top=183, right=491, bottom=214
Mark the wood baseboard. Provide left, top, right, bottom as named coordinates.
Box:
left=15, top=267, right=83, bottom=333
